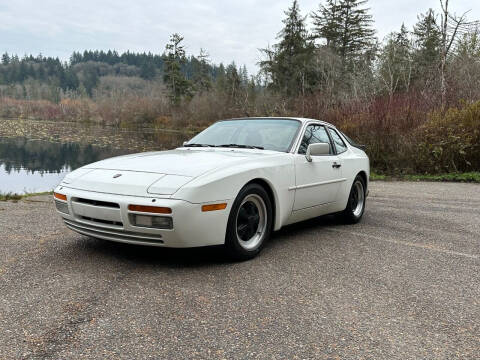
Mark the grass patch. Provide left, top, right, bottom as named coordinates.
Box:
left=0, top=191, right=53, bottom=202
left=371, top=172, right=480, bottom=183
left=370, top=172, right=387, bottom=181
left=403, top=172, right=480, bottom=183
left=0, top=193, right=23, bottom=201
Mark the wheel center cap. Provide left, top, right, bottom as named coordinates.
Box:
left=248, top=215, right=259, bottom=227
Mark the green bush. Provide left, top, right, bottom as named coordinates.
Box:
left=417, top=101, right=480, bottom=173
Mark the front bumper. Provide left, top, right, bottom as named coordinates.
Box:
left=54, top=186, right=231, bottom=248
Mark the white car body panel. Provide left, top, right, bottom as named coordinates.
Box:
left=54, top=117, right=369, bottom=248
left=292, top=154, right=345, bottom=210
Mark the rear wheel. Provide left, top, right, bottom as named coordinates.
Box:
left=225, top=183, right=273, bottom=260
left=342, top=175, right=366, bottom=224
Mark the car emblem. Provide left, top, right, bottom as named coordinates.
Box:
left=113, top=174, right=122, bottom=178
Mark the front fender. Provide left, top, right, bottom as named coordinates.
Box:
left=173, top=154, right=295, bottom=230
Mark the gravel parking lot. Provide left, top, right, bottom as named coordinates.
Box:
left=0, top=181, right=479, bottom=359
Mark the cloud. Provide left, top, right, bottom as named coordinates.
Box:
left=0, top=0, right=478, bottom=72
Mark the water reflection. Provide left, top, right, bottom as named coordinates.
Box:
left=0, top=120, right=193, bottom=194
left=0, top=164, right=68, bottom=194
left=0, top=137, right=129, bottom=174
left=0, top=137, right=130, bottom=194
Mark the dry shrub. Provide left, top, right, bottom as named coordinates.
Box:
left=154, top=115, right=172, bottom=128
left=1, top=83, right=479, bottom=175
left=0, top=98, right=61, bottom=120
left=290, top=91, right=434, bottom=173
left=59, top=98, right=99, bottom=122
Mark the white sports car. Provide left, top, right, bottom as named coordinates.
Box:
left=54, top=117, right=369, bottom=259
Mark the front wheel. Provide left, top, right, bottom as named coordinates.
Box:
left=342, top=175, right=366, bottom=224
left=225, top=183, right=273, bottom=260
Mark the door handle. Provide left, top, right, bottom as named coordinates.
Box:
left=332, top=162, right=341, bottom=169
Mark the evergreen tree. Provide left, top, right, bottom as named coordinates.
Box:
left=61, top=68, right=79, bottom=90
left=395, top=24, right=411, bottom=50
left=18, top=61, right=27, bottom=82
left=214, top=63, right=227, bottom=92
left=225, top=62, right=242, bottom=99
left=312, top=0, right=342, bottom=48
left=192, top=49, right=212, bottom=93
left=139, top=61, right=156, bottom=80
left=378, top=24, right=413, bottom=96
left=260, top=0, right=316, bottom=96
left=37, top=65, right=46, bottom=81
left=239, top=65, right=249, bottom=86
left=312, top=0, right=376, bottom=65
left=412, top=9, right=442, bottom=76
left=1, top=53, right=10, bottom=65
left=456, top=29, right=480, bottom=59
left=82, top=66, right=99, bottom=96
left=163, top=33, right=192, bottom=105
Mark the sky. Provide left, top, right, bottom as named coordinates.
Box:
left=0, top=0, right=479, bottom=73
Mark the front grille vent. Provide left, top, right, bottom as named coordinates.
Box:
left=80, top=216, right=123, bottom=227
left=64, top=219, right=164, bottom=244
left=74, top=198, right=120, bottom=208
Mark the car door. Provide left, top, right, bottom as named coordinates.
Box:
left=293, top=124, right=344, bottom=211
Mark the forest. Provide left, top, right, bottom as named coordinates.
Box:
left=1, top=0, right=479, bottom=176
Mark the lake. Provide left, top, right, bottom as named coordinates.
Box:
left=0, top=121, right=191, bottom=194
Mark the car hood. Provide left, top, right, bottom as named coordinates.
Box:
left=84, top=149, right=270, bottom=176
left=62, top=149, right=274, bottom=197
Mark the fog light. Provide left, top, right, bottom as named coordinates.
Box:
left=55, top=200, right=69, bottom=214
left=129, top=214, right=173, bottom=229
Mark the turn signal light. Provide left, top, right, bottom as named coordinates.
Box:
left=201, top=203, right=227, bottom=212
left=128, top=205, right=172, bottom=214
left=54, top=192, right=67, bottom=201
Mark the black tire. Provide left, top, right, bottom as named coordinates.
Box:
left=225, top=183, right=273, bottom=261
left=342, top=175, right=366, bottom=224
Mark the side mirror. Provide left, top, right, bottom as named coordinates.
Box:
left=306, top=143, right=330, bottom=162
left=183, top=141, right=188, bottom=146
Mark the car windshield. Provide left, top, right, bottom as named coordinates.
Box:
left=186, top=119, right=301, bottom=152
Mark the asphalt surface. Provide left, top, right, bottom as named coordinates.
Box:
left=0, top=181, right=479, bottom=359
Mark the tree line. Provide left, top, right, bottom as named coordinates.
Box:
left=1, top=0, right=478, bottom=109
left=260, top=0, right=479, bottom=108
left=0, top=48, right=250, bottom=100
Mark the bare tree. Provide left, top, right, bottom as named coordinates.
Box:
left=439, top=0, right=479, bottom=107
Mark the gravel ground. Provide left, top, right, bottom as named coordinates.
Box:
left=0, top=181, right=479, bottom=359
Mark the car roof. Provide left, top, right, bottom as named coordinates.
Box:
left=227, top=117, right=337, bottom=128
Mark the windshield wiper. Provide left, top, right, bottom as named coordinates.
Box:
left=183, top=143, right=217, bottom=148
left=218, top=144, right=264, bottom=150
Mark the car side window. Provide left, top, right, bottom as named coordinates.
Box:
left=328, top=128, right=348, bottom=154
left=298, top=124, right=333, bottom=155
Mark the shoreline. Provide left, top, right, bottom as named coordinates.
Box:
left=0, top=191, right=53, bottom=202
